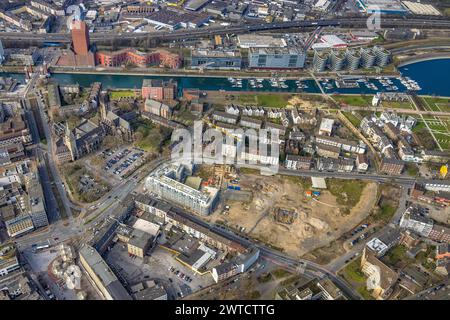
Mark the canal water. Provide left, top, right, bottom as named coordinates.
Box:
left=3, top=58, right=450, bottom=96
left=398, top=58, right=450, bottom=97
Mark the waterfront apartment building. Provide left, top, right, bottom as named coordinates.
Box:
left=345, top=49, right=361, bottom=70
left=95, top=49, right=181, bottom=69
left=360, top=47, right=376, bottom=68
left=312, top=50, right=328, bottom=72
left=248, top=47, right=306, bottom=69
left=329, top=50, right=346, bottom=71
left=373, top=46, right=391, bottom=67
left=191, top=49, right=242, bottom=70
left=141, top=79, right=178, bottom=101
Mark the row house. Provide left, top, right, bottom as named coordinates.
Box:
left=242, top=106, right=265, bottom=117
left=380, top=157, right=404, bottom=175
left=356, top=154, right=369, bottom=172
left=285, top=155, right=312, bottom=170
left=225, top=105, right=240, bottom=116
left=263, top=122, right=286, bottom=144
left=212, top=111, right=238, bottom=125
left=289, top=128, right=306, bottom=143
left=315, top=135, right=366, bottom=154
left=316, top=158, right=339, bottom=172
left=267, top=108, right=283, bottom=119
left=316, top=143, right=340, bottom=159
left=281, top=112, right=290, bottom=127
left=239, top=116, right=263, bottom=129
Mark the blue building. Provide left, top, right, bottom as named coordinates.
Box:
left=191, top=49, right=242, bottom=70
left=248, top=47, right=306, bottom=69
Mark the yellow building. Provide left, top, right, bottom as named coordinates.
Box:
left=127, top=229, right=152, bottom=258
left=440, top=165, right=448, bottom=178
left=5, top=215, right=34, bottom=237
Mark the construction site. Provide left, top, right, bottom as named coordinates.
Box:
left=202, top=169, right=379, bottom=258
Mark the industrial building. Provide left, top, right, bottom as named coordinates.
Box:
left=401, top=1, right=441, bottom=15
left=191, top=49, right=242, bottom=70
left=248, top=47, right=306, bottom=69
left=237, top=35, right=286, bottom=48
left=354, top=0, right=407, bottom=14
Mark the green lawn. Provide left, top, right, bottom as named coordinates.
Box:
left=405, top=163, right=419, bottom=177
left=237, top=94, right=292, bottom=108
left=384, top=245, right=409, bottom=266
left=257, top=273, right=273, bottom=284
left=382, top=101, right=414, bottom=110
left=433, top=133, right=450, bottom=150
left=341, top=258, right=365, bottom=283
left=416, top=245, right=436, bottom=271
left=342, top=111, right=362, bottom=127
left=327, top=179, right=367, bottom=207
left=333, top=95, right=373, bottom=107
left=412, top=120, right=426, bottom=133
left=422, top=97, right=450, bottom=112
left=357, top=286, right=375, bottom=300
left=132, top=117, right=172, bottom=152
left=271, top=268, right=293, bottom=280
left=373, top=203, right=397, bottom=223
left=109, top=90, right=137, bottom=100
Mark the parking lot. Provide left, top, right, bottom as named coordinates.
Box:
left=101, top=147, right=146, bottom=179
left=104, top=243, right=214, bottom=299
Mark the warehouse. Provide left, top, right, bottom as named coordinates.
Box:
left=354, top=0, right=407, bottom=14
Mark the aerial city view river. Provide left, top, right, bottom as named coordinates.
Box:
left=4, top=58, right=450, bottom=97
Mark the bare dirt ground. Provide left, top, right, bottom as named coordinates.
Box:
left=206, top=174, right=378, bottom=258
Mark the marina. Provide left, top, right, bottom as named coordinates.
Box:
left=1, top=58, right=449, bottom=97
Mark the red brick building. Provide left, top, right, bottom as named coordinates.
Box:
left=57, top=20, right=94, bottom=67
left=95, top=48, right=181, bottom=69
left=72, top=20, right=90, bottom=56
left=141, top=79, right=177, bottom=101
left=380, top=157, right=404, bottom=175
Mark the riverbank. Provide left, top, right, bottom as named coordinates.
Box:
left=0, top=63, right=399, bottom=80
left=397, top=53, right=450, bottom=68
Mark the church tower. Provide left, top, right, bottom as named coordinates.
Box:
left=64, top=122, right=78, bottom=161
